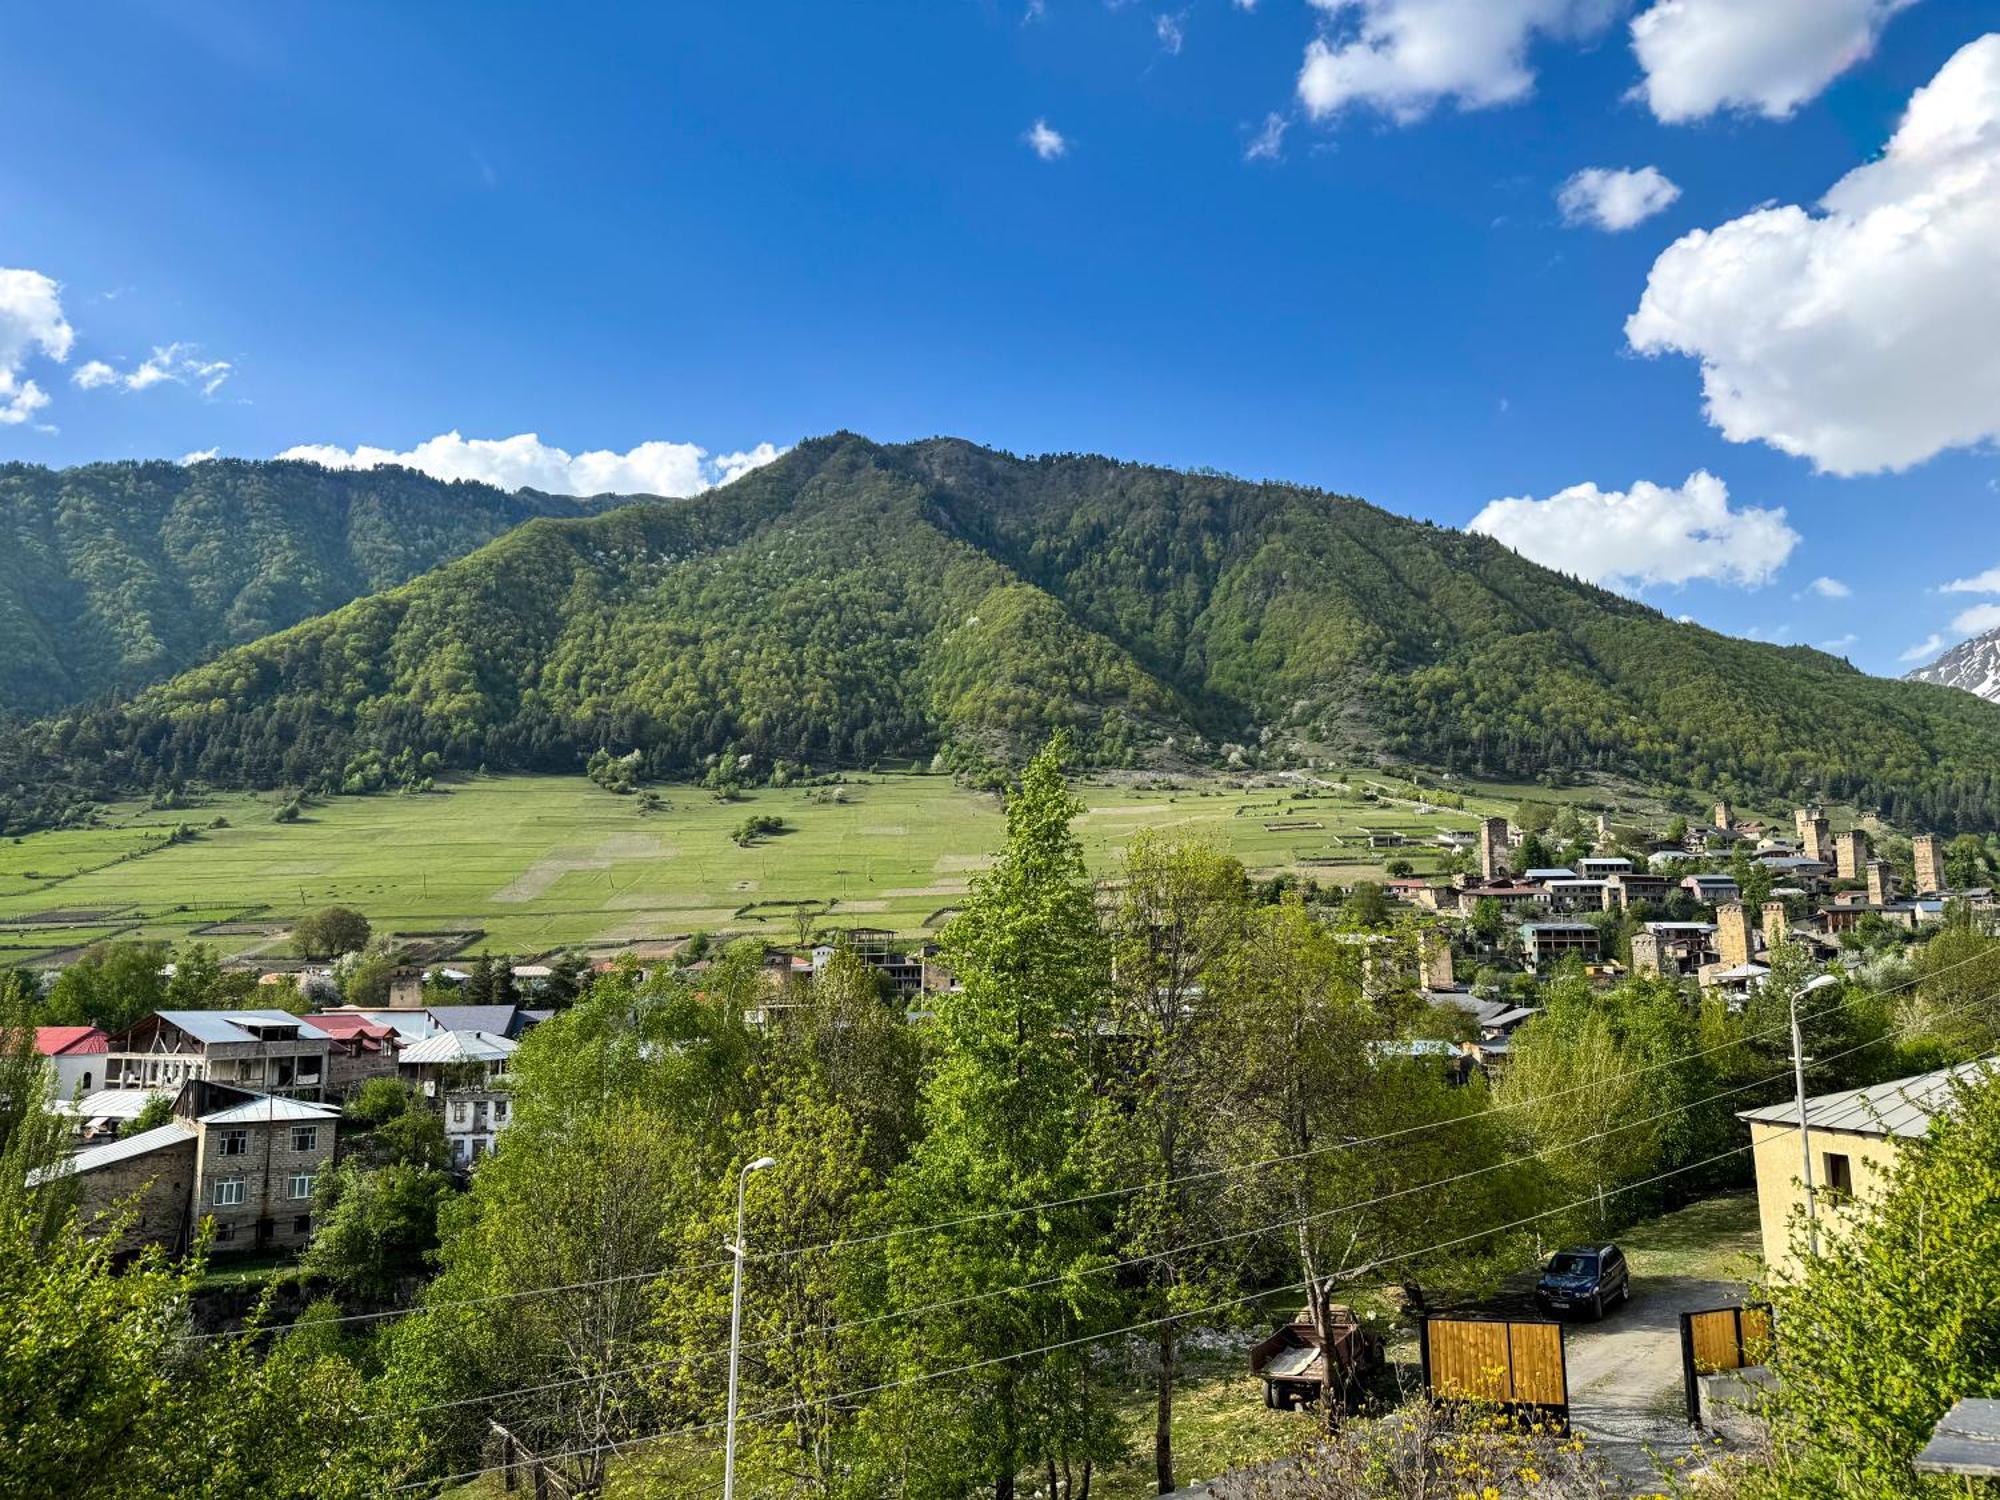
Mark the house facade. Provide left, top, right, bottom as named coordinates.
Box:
left=103, top=1011, right=332, bottom=1101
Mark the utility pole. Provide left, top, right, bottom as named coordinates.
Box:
left=723, top=1153, right=777, bottom=1500
left=1792, top=972, right=1840, bottom=1261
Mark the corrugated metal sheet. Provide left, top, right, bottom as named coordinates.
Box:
left=397, top=1029, right=518, bottom=1066
left=197, top=1095, right=342, bottom=1125
left=43, top=1121, right=196, bottom=1180
left=1739, top=1059, right=1995, bottom=1139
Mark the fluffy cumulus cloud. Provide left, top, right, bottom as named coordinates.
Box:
left=1630, top=0, right=1915, bottom=123
left=1025, top=119, right=1067, bottom=159
left=73, top=342, right=233, bottom=397
left=1297, top=0, right=1617, bottom=124
left=1942, top=564, right=2000, bottom=595
left=0, top=267, right=74, bottom=425
left=1627, top=35, right=2000, bottom=477
left=1807, top=576, right=1852, bottom=599
left=275, top=431, right=786, bottom=497
left=1467, top=470, right=1799, bottom=590
left=1953, top=603, right=2000, bottom=637
left=1901, top=633, right=1946, bottom=664
left=1556, top=165, right=1681, bottom=230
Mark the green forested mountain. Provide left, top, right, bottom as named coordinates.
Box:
left=0, top=459, right=593, bottom=715
left=8, top=432, right=2000, bottom=832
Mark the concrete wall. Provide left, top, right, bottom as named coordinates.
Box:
left=1748, top=1119, right=1905, bottom=1280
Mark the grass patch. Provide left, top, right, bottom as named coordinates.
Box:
left=1619, top=1192, right=1761, bottom=1282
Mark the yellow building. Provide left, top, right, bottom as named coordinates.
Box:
left=1739, top=1061, right=1989, bottom=1279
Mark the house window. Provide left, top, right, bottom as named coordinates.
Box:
left=452, top=1103, right=467, bottom=1124
left=287, top=1173, right=316, bottom=1201
left=217, top=1129, right=248, bottom=1157
left=1822, top=1152, right=1854, bottom=1199
left=291, top=1125, right=319, bottom=1153
left=81, top=1071, right=92, bottom=1091
left=213, top=1177, right=245, bottom=1207
left=213, top=1221, right=236, bottom=1242
left=293, top=1214, right=312, bottom=1235
left=494, top=1100, right=508, bottom=1122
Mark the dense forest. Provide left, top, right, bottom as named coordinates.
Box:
left=7, top=432, right=2000, bottom=832
left=0, top=458, right=596, bottom=715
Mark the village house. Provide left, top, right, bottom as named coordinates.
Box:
left=1739, top=1060, right=1992, bottom=1279
left=1518, top=921, right=1600, bottom=968
left=33, top=1078, right=340, bottom=1257
left=27, top=1025, right=108, bottom=1101
left=396, top=1029, right=519, bottom=1168
left=1679, top=872, right=1741, bottom=905
left=301, top=1013, right=402, bottom=1098
left=102, top=1011, right=333, bottom=1102
left=1607, top=871, right=1672, bottom=909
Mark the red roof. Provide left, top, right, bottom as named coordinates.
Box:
left=35, top=1026, right=109, bottom=1057
left=303, top=1013, right=395, bottom=1041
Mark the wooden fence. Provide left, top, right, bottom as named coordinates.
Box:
left=1420, top=1315, right=1568, bottom=1425
left=489, top=1419, right=599, bottom=1499
left=1679, top=1303, right=1773, bottom=1426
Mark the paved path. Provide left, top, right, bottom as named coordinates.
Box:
left=1562, top=1274, right=1742, bottom=1488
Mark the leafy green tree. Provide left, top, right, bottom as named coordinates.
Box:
left=305, top=1160, right=454, bottom=1299
left=782, top=946, right=922, bottom=1173
left=117, top=1094, right=175, bottom=1139
left=872, top=736, right=1122, bottom=1499
left=42, top=941, right=170, bottom=1034
left=1095, top=832, right=1250, bottom=1492
left=292, top=906, right=371, bottom=959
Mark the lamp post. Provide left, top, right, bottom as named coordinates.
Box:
left=1792, top=972, right=1840, bottom=1260
left=723, top=1154, right=777, bottom=1500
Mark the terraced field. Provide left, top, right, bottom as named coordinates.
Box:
left=0, top=769, right=1515, bottom=963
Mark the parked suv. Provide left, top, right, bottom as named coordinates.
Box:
left=1535, top=1244, right=1630, bottom=1320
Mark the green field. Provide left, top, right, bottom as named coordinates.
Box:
left=0, top=768, right=1524, bottom=965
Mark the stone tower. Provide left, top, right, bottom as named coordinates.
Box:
left=1630, top=931, right=1662, bottom=978
left=1801, top=815, right=1830, bottom=866
left=1835, top=829, right=1869, bottom=882
left=1417, top=928, right=1456, bottom=991
left=1913, top=834, right=1946, bottom=895
left=1713, top=800, right=1732, bottom=831
left=1478, top=816, right=1510, bottom=881
left=1866, top=859, right=1894, bottom=906
left=1716, top=902, right=1751, bottom=969
left=1761, top=901, right=1788, bottom=950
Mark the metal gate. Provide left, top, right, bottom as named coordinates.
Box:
left=1679, top=1303, right=1773, bottom=1426
left=1420, top=1315, right=1568, bottom=1427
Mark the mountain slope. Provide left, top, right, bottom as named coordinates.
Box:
left=1907, top=628, right=2000, bottom=704
left=0, top=459, right=596, bottom=715
left=8, top=433, right=2000, bottom=833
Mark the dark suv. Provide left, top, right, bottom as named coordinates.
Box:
left=1534, top=1244, right=1630, bottom=1320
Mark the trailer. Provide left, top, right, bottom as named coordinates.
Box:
left=1249, top=1302, right=1385, bottom=1412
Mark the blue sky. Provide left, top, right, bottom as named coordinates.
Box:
left=2, top=1, right=1997, bottom=676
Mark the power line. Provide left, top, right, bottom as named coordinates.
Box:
left=195, top=943, right=1998, bottom=1342
left=388, top=1137, right=1772, bottom=1493
left=368, top=985, right=1997, bottom=1424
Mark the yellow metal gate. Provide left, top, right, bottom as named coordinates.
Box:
left=1680, top=1303, right=1773, bottom=1425
left=1420, top=1316, right=1568, bottom=1423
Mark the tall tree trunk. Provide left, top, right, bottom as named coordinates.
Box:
left=1154, top=1319, right=1176, bottom=1493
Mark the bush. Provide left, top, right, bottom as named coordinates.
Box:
left=730, top=814, right=786, bottom=846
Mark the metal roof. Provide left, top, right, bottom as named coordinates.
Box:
left=61, top=1088, right=171, bottom=1119
left=1915, top=1398, right=2000, bottom=1478
left=197, top=1094, right=341, bottom=1125
left=34, top=1026, right=108, bottom=1056
left=146, top=1010, right=330, bottom=1046
left=34, top=1120, right=196, bottom=1183
left=1739, top=1059, right=1995, bottom=1139
left=397, top=1029, right=518, bottom=1066
left=424, top=1004, right=529, bottom=1037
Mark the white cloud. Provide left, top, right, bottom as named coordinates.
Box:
left=0, top=267, right=74, bottom=426
left=1941, top=564, right=2000, bottom=595
left=1296, top=0, right=1618, bottom=125
left=1952, top=603, right=2000, bottom=637
left=1627, top=36, right=2000, bottom=476
left=1245, top=112, right=1290, bottom=160
left=274, top=431, right=786, bottom=497
left=1157, top=12, right=1186, bottom=54
left=1026, top=119, right=1068, bottom=159
left=73, top=342, right=233, bottom=397
left=1467, top=470, right=1800, bottom=590
left=1630, top=0, right=1915, bottom=124
left=1820, top=633, right=1858, bottom=651
left=1556, top=165, right=1681, bottom=231
left=179, top=448, right=219, bottom=466
left=1901, top=633, right=1946, bottom=663
left=1807, top=575, right=1851, bottom=599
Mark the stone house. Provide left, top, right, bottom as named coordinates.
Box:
left=103, top=1010, right=332, bottom=1101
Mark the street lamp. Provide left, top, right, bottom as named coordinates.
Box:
left=1791, top=972, right=1841, bottom=1259
left=723, top=1154, right=777, bottom=1500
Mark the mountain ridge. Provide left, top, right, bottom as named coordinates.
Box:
left=7, top=432, right=2000, bottom=833
left=1906, top=627, right=2000, bottom=704
left=0, top=458, right=607, bottom=716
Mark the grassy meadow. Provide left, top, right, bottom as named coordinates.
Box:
left=0, top=767, right=1530, bottom=966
